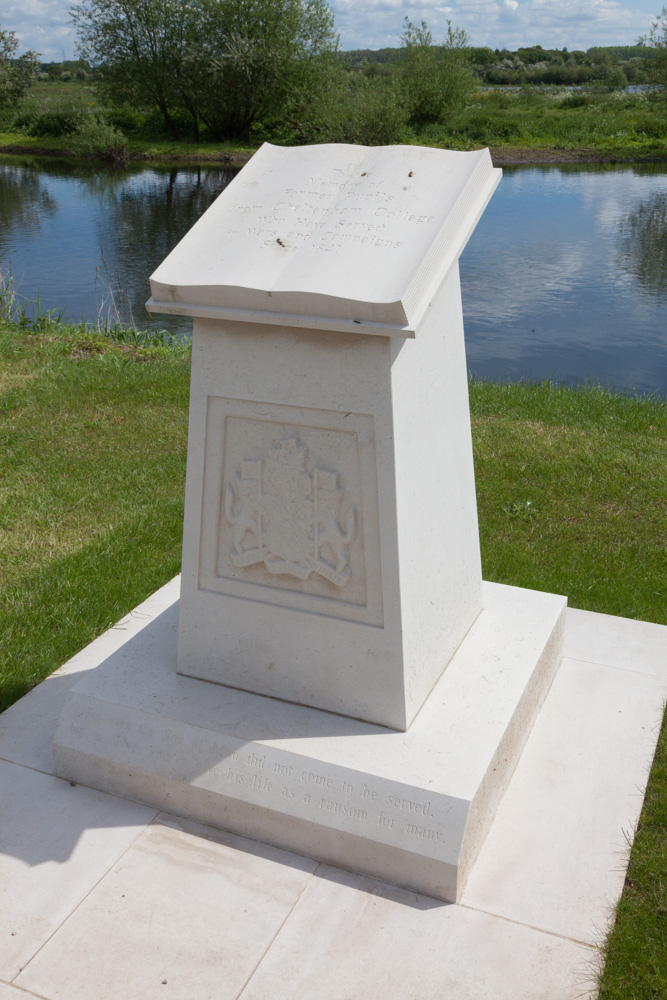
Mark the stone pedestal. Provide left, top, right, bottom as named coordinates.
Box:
left=178, top=263, right=481, bottom=731
left=150, top=142, right=502, bottom=731
left=53, top=142, right=568, bottom=901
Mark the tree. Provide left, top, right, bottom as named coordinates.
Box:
left=400, top=17, right=474, bottom=125
left=182, top=0, right=337, bottom=140
left=640, top=6, right=667, bottom=97
left=71, top=0, right=195, bottom=139
left=0, top=26, right=39, bottom=109
left=70, top=0, right=338, bottom=141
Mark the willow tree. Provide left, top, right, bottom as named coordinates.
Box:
left=400, top=17, right=474, bottom=125
left=71, top=0, right=196, bottom=139
left=70, top=0, right=337, bottom=140
left=182, top=0, right=337, bottom=140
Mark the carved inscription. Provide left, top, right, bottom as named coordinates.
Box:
left=224, top=436, right=356, bottom=587
left=70, top=711, right=450, bottom=859
left=239, top=169, right=437, bottom=257
left=211, top=752, right=447, bottom=855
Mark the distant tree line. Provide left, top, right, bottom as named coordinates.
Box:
left=37, top=59, right=93, bottom=82
left=344, top=41, right=658, bottom=89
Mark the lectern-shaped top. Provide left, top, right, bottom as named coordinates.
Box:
left=148, top=142, right=500, bottom=336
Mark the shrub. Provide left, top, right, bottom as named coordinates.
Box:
left=633, top=113, right=667, bottom=138
left=400, top=18, right=475, bottom=125
left=106, top=107, right=147, bottom=134
left=458, top=112, right=525, bottom=143
left=318, top=79, right=408, bottom=145
left=68, top=114, right=128, bottom=164
left=559, top=92, right=590, bottom=109
left=21, top=108, right=82, bottom=136
left=252, top=54, right=409, bottom=147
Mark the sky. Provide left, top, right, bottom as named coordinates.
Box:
left=1, top=0, right=660, bottom=64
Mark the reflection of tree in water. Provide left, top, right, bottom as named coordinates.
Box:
left=0, top=164, right=57, bottom=248
left=95, top=165, right=236, bottom=329
left=617, top=192, right=667, bottom=301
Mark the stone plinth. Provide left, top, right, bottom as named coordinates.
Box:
left=53, top=581, right=566, bottom=903
left=176, top=264, right=481, bottom=731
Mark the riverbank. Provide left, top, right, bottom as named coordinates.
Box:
left=1, top=318, right=665, bottom=997
left=2, top=130, right=666, bottom=167
left=3, top=76, right=666, bottom=165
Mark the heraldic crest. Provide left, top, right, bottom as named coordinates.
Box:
left=224, top=436, right=357, bottom=587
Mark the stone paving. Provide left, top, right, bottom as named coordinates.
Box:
left=1, top=580, right=665, bottom=1000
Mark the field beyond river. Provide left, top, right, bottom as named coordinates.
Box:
left=1, top=80, right=666, bottom=165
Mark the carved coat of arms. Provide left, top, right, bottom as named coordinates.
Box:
left=224, top=437, right=356, bottom=588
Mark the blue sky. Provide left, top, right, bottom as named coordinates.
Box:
left=2, top=0, right=660, bottom=63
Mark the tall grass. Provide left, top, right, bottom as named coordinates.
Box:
left=3, top=79, right=666, bottom=157
left=0, top=261, right=175, bottom=347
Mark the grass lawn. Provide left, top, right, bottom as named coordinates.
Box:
left=0, top=323, right=190, bottom=710
left=0, top=320, right=665, bottom=995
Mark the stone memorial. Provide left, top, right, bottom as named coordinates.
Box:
left=53, top=143, right=567, bottom=902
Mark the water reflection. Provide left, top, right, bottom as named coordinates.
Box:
left=90, top=165, right=235, bottom=327
left=0, top=155, right=665, bottom=394
left=617, top=192, right=667, bottom=298
left=0, top=156, right=234, bottom=332
left=0, top=163, right=56, bottom=244
left=459, top=163, right=667, bottom=394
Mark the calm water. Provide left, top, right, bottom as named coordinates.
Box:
left=1, top=155, right=666, bottom=395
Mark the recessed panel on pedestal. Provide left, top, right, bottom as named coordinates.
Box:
left=199, top=397, right=383, bottom=627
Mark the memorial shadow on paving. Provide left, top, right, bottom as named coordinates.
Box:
left=0, top=600, right=399, bottom=873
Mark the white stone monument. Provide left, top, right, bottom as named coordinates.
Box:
left=53, top=143, right=567, bottom=902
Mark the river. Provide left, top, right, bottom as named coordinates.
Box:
left=1, top=154, right=665, bottom=395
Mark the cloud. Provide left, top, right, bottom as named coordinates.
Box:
left=332, top=0, right=655, bottom=50
left=3, top=0, right=77, bottom=60
left=2, top=0, right=657, bottom=61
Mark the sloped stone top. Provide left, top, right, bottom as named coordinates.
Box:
left=148, top=142, right=500, bottom=335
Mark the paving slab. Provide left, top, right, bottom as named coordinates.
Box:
left=564, top=607, right=667, bottom=678
left=16, top=815, right=317, bottom=1000
left=461, top=656, right=667, bottom=944
left=0, top=984, right=41, bottom=1000
left=0, top=760, right=157, bottom=981
left=238, top=864, right=596, bottom=1000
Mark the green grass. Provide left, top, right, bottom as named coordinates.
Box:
left=470, top=378, right=666, bottom=622
left=0, top=321, right=191, bottom=710
left=23, top=80, right=101, bottom=109
left=599, top=718, right=667, bottom=999
left=0, top=320, right=665, bottom=995
left=416, top=87, right=667, bottom=157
